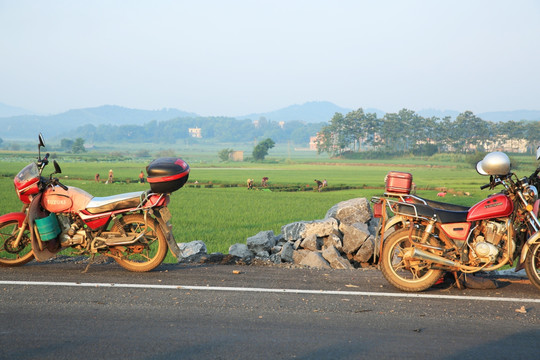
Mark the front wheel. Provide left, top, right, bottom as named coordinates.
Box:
left=109, top=214, right=168, bottom=272
left=0, top=219, right=34, bottom=266
left=380, top=228, right=443, bottom=292
left=524, top=242, right=540, bottom=291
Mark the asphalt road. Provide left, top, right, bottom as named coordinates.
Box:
left=0, top=260, right=538, bottom=360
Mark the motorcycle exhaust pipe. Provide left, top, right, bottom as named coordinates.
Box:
left=404, top=247, right=459, bottom=268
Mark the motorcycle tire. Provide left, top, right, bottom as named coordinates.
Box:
left=0, top=219, right=34, bottom=266
left=524, top=242, right=540, bottom=291
left=380, top=227, right=443, bottom=292
left=109, top=214, right=168, bottom=272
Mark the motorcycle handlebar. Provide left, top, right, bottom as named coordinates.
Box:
left=50, top=177, right=68, bottom=191
left=480, top=183, right=491, bottom=190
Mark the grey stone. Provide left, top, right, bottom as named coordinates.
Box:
left=281, top=218, right=339, bottom=242
left=300, top=234, right=321, bottom=251
left=300, top=218, right=340, bottom=239
left=255, top=250, right=270, bottom=260
left=228, top=243, right=252, bottom=260
left=280, top=242, right=294, bottom=263
left=339, top=222, right=370, bottom=254
left=325, top=198, right=372, bottom=225
left=275, top=233, right=287, bottom=246
left=292, top=249, right=311, bottom=264
left=323, top=233, right=343, bottom=252
left=178, top=240, right=207, bottom=259
left=352, top=235, right=375, bottom=263
left=322, top=245, right=354, bottom=269
left=281, top=222, right=307, bottom=242
left=270, top=253, right=281, bottom=264
left=247, top=230, right=276, bottom=254
left=299, top=252, right=332, bottom=269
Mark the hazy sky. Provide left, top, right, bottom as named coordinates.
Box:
left=1, top=0, right=540, bottom=116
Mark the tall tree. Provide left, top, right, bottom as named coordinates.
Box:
left=71, top=138, right=86, bottom=153
left=252, top=138, right=275, bottom=161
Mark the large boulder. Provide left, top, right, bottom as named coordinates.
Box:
left=299, top=252, right=332, bottom=269
left=300, top=234, right=321, bottom=251
left=178, top=240, right=207, bottom=259
left=280, top=241, right=295, bottom=263
left=281, top=218, right=339, bottom=242
left=322, top=245, right=354, bottom=269
left=228, top=243, right=253, bottom=260
left=339, top=222, right=371, bottom=254
left=322, top=233, right=343, bottom=252
left=325, top=198, right=371, bottom=225
left=352, top=235, right=375, bottom=263
left=300, top=218, right=339, bottom=239
left=247, top=230, right=276, bottom=254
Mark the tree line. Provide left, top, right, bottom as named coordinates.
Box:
left=316, top=108, right=540, bottom=156
left=62, top=116, right=323, bottom=145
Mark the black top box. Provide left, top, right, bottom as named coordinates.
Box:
left=146, top=157, right=190, bottom=193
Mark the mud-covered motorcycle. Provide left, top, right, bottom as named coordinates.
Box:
left=0, top=134, right=189, bottom=272
left=372, top=148, right=540, bottom=291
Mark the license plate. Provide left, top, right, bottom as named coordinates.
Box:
left=159, top=207, right=172, bottom=223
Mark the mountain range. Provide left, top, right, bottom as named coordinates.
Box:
left=1, top=101, right=539, bottom=140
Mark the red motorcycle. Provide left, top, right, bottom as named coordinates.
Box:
left=0, top=134, right=189, bottom=272
left=374, top=149, right=540, bottom=292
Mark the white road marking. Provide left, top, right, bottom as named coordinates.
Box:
left=1, top=280, right=539, bottom=303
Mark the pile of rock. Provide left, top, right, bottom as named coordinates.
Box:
left=177, top=197, right=377, bottom=269
left=230, top=197, right=377, bottom=268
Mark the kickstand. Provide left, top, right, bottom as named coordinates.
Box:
left=82, top=254, right=95, bottom=273
left=453, top=271, right=464, bottom=290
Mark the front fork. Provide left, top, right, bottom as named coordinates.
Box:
left=10, top=205, right=30, bottom=250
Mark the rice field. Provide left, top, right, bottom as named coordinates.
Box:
left=1, top=154, right=537, bottom=255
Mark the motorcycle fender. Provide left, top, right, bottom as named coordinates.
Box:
left=519, top=231, right=540, bottom=264
left=0, top=212, right=26, bottom=226
left=384, top=215, right=408, bottom=233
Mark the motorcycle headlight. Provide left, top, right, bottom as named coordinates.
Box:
left=523, top=185, right=538, bottom=204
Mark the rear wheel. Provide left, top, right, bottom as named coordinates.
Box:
left=524, top=242, right=540, bottom=291
left=380, top=227, right=443, bottom=292
left=109, top=214, right=167, bottom=272
left=0, top=219, right=34, bottom=266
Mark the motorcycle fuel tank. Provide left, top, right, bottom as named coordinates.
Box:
left=42, top=186, right=93, bottom=213
left=467, top=193, right=513, bottom=222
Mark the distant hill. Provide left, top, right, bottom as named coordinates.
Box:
left=0, top=105, right=198, bottom=140
left=1, top=101, right=539, bottom=141
left=236, top=101, right=383, bottom=123
left=0, top=102, right=35, bottom=117
left=477, top=110, right=540, bottom=122
left=416, top=109, right=460, bottom=119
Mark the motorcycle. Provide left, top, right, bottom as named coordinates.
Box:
left=374, top=148, right=540, bottom=292
left=0, top=134, right=189, bottom=272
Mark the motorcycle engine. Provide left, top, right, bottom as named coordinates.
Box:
left=57, top=214, right=86, bottom=246
left=470, top=221, right=507, bottom=262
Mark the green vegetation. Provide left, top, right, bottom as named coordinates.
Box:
left=317, top=108, right=540, bottom=156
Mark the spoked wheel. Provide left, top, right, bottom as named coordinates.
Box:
left=0, top=219, right=34, bottom=266
left=380, top=228, right=443, bottom=292
left=524, top=242, right=540, bottom=291
left=109, top=214, right=167, bottom=272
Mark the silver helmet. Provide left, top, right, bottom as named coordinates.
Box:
left=476, top=152, right=511, bottom=176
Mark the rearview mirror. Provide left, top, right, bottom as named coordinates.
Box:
left=53, top=160, right=62, bottom=174
left=38, top=133, right=45, bottom=148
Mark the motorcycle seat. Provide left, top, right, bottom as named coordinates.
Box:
left=412, top=196, right=470, bottom=212
left=396, top=203, right=469, bottom=224
left=85, top=191, right=145, bottom=214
